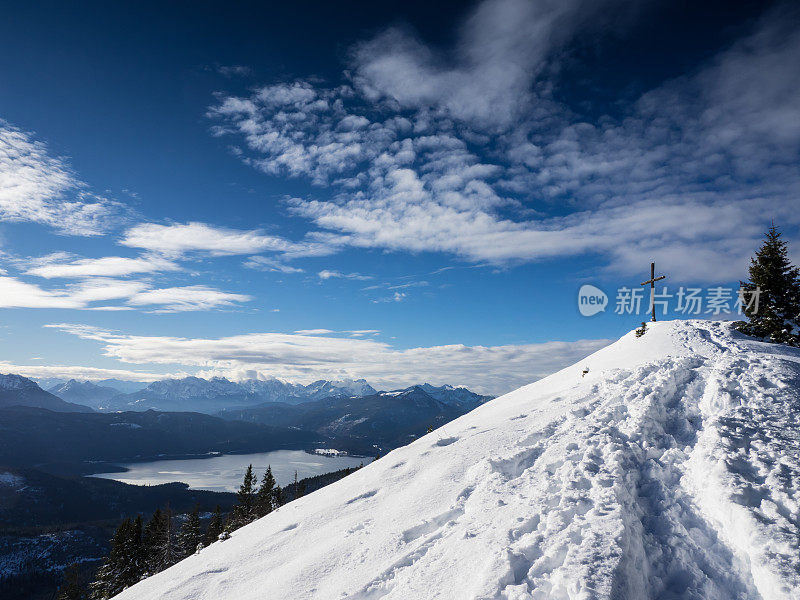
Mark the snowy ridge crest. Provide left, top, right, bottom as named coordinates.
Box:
left=114, top=321, right=800, bottom=600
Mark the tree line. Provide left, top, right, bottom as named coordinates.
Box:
left=57, top=464, right=349, bottom=600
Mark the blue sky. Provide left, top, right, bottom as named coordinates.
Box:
left=0, top=0, right=798, bottom=394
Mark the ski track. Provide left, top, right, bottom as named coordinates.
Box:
left=114, top=321, right=800, bottom=600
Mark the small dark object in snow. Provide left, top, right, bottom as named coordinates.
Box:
left=635, top=322, right=647, bottom=338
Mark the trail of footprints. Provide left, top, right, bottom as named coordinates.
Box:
left=351, top=324, right=799, bottom=598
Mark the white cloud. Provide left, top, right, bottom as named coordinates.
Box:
left=372, top=291, right=406, bottom=303
left=0, top=276, right=146, bottom=309
left=243, top=256, right=304, bottom=273
left=0, top=122, right=127, bottom=235
left=0, top=276, right=249, bottom=312
left=217, top=64, right=253, bottom=77
left=69, top=278, right=150, bottom=303
left=209, top=2, right=800, bottom=282
left=120, top=221, right=334, bottom=261
left=348, top=329, right=380, bottom=337
left=0, top=276, right=85, bottom=309
left=0, top=361, right=172, bottom=383
left=126, top=285, right=252, bottom=312
left=294, top=329, right=335, bottom=335
left=48, top=323, right=612, bottom=394
left=26, top=255, right=179, bottom=278
left=317, top=270, right=371, bottom=280
left=349, top=0, right=615, bottom=128
left=120, top=222, right=291, bottom=257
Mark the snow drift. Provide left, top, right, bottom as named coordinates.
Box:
left=114, top=321, right=800, bottom=600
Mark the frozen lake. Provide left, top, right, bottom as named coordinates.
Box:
left=89, top=450, right=369, bottom=492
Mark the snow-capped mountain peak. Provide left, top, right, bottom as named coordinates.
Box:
left=115, top=321, right=800, bottom=600
left=0, top=373, right=40, bottom=391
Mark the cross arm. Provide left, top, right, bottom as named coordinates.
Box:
left=641, top=275, right=666, bottom=286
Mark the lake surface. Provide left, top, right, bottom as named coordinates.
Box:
left=89, top=450, right=369, bottom=493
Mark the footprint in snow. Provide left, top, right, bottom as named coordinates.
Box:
left=435, top=437, right=459, bottom=447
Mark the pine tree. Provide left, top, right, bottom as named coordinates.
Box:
left=143, top=507, right=179, bottom=574
left=127, top=515, right=146, bottom=582
left=57, top=564, right=86, bottom=600
left=738, top=225, right=800, bottom=345
left=157, top=506, right=180, bottom=571
left=292, top=470, right=300, bottom=500
left=256, top=466, right=278, bottom=517
left=228, top=464, right=257, bottom=530
left=177, top=506, right=202, bottom=557
left=90, top=517, right=143, bottom=599
left=205, top=505, right=224, bottom=544
left=142, top=508, right=165, bottom=576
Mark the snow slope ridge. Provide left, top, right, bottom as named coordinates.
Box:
left=115, top=321, right=800, bottom=600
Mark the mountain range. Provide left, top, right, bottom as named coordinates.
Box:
left=218, top=384, right=493, bottom=452
left=0, top=374, right=92, bottom=413
left=1, top=374, right=492, bottom=460
left=42, top=375, right=488, bottom=418
left=43, top=376, right=378, bottom=413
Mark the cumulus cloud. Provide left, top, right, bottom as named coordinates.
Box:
left=0, top=122, right=128, bottom=235
left=48, top=323, right=612, bottom=394
left=208, top=1, right=800, bottom=282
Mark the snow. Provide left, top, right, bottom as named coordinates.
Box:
left=0, top=373, right=39, bottom=391
left=0, top=471, right=24, bottom=488
left=114, top=321, right=800, bottom=600
left=313, top=449, right=347, bottom=456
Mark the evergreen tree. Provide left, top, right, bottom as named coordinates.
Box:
left=229, top=464, right=257, bottom=529
left=57, top=564, right=86, bottom=600
left=143, top=507, right=179, bottom=574
left=177, top=505, right=202, bottom=557
left=142, top=508, right=165, bottom=575
left=128, top=515, right=146, bottom=582
left=205, top=505, right=224, bottom=544
left=738, top=225, right=800, bottom=345
left=90, top=517, right=143, bottom=599
left=256, top=465, right=278, bottom=517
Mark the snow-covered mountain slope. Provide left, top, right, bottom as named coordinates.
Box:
left=115, top=321, right=800, bottom=600
left=0, top=374, right=93, bottom=412
left=48, top=378, right=123, bottom=408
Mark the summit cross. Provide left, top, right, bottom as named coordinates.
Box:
left=641, top=262, right=666, bottom=322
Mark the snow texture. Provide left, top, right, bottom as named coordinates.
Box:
left=114, top=321, right=800, bottom=600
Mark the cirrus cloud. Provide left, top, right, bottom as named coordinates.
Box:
left=0, top=122, right=129, bottom=235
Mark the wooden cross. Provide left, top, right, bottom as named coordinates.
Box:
left=640, top=262, right=666, bottom=322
